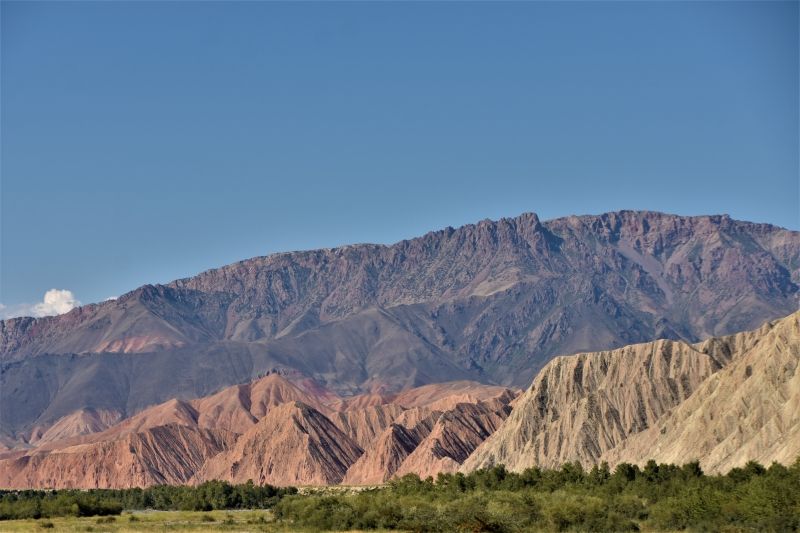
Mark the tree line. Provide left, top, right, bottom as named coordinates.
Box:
left=274, top=459, right=800, bottom=531
left=2, top=459, right=799, bottom=531
left=0, top=480, right=295, bottom=520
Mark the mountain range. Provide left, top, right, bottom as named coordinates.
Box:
left=0, top=211, right=800, bottom=439
left=1, top=310, right=796, bottom=488
left=1, top=209, right=798, bottom=484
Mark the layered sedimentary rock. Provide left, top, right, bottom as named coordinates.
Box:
left=0, top=424, right=234, bottom=489
left=194, top=402, right=364, bottom=486
left=2, top=312, right=797, bottom=488
left=395, top=400, right=512, bottom=479
left=28, top=409, right=123, bottom=445
left=603, top=312, right=800, bottom=473
left=331, top=404, right=407, bottom=449
left=0, top=375, right=513, bottom=488
left=342, top=424, right=428, bottom=485
left=190, top=373, right=329, bottom=434
left=344, top=395, right=515, bottom=484
left=463, top=312, right=800, bottom=474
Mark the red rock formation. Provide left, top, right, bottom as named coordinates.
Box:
left=0, top=377, right=515, bottom=488
left=28, top=409, right=123, bottom=445
left=396, top=400, right=512, bottom=479
left=0, top=424, right=234, bottom=489
left=194, top=402, right=363, bottom=486
left=344, top=393, right=516, bottom=485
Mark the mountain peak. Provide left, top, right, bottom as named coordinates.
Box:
left=1, top=211, right=797, bottom=440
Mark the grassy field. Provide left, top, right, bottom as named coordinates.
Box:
left=0, top=510, right=305, bottom=533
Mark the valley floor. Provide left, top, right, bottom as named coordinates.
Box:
left=0, top=509, right=658, bottom=533
left=0, top=510, right=302, bottom=533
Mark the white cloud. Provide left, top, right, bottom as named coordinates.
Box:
left=0, top=289, right=81, bottom=319
left=33, top=289, right=81, bottom=316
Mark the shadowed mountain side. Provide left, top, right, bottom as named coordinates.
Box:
left=192, top=402, right=364, bottom=486
left=2, top=211, right=798, bottom=437
left=394, top=399, right=512, bottom=480
left=462, top=312, right=800, bottom=474
left=1, top=310, right=480, bottom=438
left=343, top=396, right=515, bottom=485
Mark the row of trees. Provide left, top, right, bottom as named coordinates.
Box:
left=0, top=480, right=296, bottom=520
left=274, top=459, right=800, bottom=531
left=2, top=459, right=798, bottom=531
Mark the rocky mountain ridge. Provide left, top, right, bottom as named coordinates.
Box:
left=2, top=210, right=798, bottom=440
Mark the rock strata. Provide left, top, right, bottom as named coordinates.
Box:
left=463, top=312, right=800, bottom=474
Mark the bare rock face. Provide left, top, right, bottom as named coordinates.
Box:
left=463, top=339, right=727, bottom=471
left=2, top=211, right=797, bottom=439
left=603, top=312, right=800, bottom=473
left=344, top=393, right=516, bottom=485
left=331, top=404, right=407, bottom=449
left=191, top=373, right=329, bottom=435
left=8, top=305, right=798, bottom=490
left=0, top=376, right=513, bottom=489
left=0, top=378, right=516, bottom=489
left=343, top=423, right=428, bottom=485
left=462, top=312, right=800, bottom=474
left=0, top=424, right=234, bottom=489
left=395, top=400, right=512, bottom=480
left=194, top=402, right=363, bottom=486
left=28, top=409, right=123, bottom=445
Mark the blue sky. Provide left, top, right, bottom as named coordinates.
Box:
left=1, top=1, right=798, bottom=315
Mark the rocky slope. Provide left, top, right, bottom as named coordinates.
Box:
left=2, top=312, right=796, bottom=488
left=342, top=394, right=516, bottom=485
left=0, top=376, right=516, bottom=488
left=193, top=402, right=364, bottom=486
left=603, top=311, right=800, bottom=473
left=463, top=311, right=800, bottom=474
left=343, top=423, right=430, bottom=485
left=0, top=424, right=235, bottom=489
left=28, top=409, right=123, bottom=445
left=2, top=211, right=798, bottom=439
left=394, top=399, right=512, bottom=480
left=331, top=404, right=407, bottom=449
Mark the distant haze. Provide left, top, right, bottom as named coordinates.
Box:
left=1, top=1, right=797, bottom=308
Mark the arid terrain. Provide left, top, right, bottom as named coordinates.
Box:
left=2, top=210, right=798, bottom=450
left=1, top=310, right=797, bottom=489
